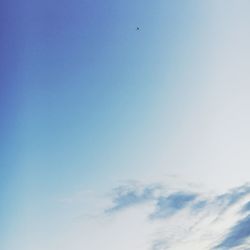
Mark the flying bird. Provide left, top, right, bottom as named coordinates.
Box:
left=136, top=27, right=140, bottom=31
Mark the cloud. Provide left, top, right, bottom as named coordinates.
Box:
left=214, top=215, right=250, bottom=249
left=152, top=239, right=168, bottom=250
left=241, top=201, right=250, bottom=214
left=191, top=200, right=208, bottom=212
left=105, top=182, right=162, bottom=213
left=215, top=184, right=250, bottom=210
left=104, top=182, right=250, bottom=250
left=150, top=192, right=197, bottom=219
left=60, top=181, right=250, bottom=250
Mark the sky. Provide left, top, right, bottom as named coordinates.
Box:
left=1, top=1, right=250, bottom=249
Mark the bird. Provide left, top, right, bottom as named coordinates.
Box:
left=136, top=27, right=140, bottom=31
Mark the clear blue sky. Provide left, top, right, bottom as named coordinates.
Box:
left=1, top=1, right=250, bottom=249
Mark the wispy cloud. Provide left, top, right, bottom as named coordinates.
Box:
left=241, top=201, right=250, bottom=214
left=191, top=200, right=208, bottom=212
left=150, top=192, right=197, bottom=219
left=214, top=184, right=250, bottom=210
left=152, top=239, right=168, bottom=250
left=105, top=182, right=162, bottom=213
left=103, top=182, right=250, bottom=250
left=61, top=181, right=250, bottom=250
left=214, top=215, right=250, bottom=249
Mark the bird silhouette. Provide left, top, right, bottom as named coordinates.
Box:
left=136, top=27, right=140, bottom=31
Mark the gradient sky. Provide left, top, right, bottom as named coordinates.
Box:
left=1, top=1, right=250, bottom=250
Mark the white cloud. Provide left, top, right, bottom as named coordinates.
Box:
left=54, top=181, right=250, bottom=250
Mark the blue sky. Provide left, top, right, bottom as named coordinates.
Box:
left=1, top=1, right=250, bottom=249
